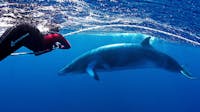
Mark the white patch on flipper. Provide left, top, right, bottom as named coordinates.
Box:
left=86, top=61, right=100, bottom=80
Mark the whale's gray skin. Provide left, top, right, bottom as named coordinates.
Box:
left=59, top=37, right=195, bottom=80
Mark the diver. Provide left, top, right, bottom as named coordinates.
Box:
left=0, top=23, right=71, bottom=61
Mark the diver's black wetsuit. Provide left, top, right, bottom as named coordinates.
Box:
left=0, top=23, right=71, bottom=61
left=0, top=23, right=45, bottom=61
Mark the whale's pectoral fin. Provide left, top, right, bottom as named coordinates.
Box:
left=86, top=61, right=100, bottom=81
left=141, top=37, right=153, bottom=48
left=86, top=68, right=99, bottom=81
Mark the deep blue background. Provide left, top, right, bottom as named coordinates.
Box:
left=0, top=33, right=200, bottom=112
left=1, top=0, right=200, bottom=112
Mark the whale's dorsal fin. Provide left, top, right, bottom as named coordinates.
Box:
left=141, top=37, right=152, bottom=48
left=86, top=61, right=100, bottom=81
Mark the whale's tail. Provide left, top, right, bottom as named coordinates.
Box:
left=180, top=68, right=197, bottom=79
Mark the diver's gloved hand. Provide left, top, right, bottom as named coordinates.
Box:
left=52, top=42, right=65, bottom=49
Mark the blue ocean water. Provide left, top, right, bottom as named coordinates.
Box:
left=1, top=33, right=200, bottom=112
left=0, top=0, right=200, bottom=112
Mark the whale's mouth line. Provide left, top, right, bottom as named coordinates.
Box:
left=62, top=24, right=200, bottom=46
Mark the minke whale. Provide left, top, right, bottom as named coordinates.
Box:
left=59, top=37, right=195, bottom=80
